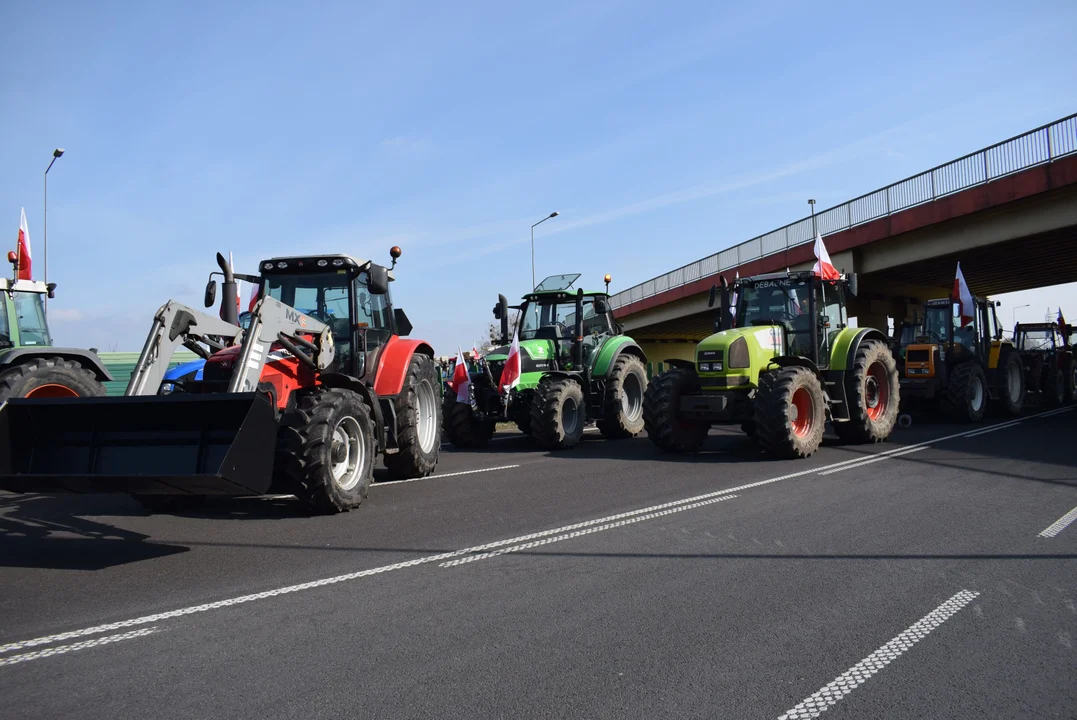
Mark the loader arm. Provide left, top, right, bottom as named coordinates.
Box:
left=227, top=296, right=335, bottom=393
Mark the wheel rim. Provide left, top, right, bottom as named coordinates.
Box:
left=621, top=372, right=644, bottom=422
left=970, top=375, right=984, bottom=410
left=1007, top=362, right=1022, bottom=403
left=562, top=396, right=581, bottom=437
left=790, top=387, right=814, bottom=438
left=416, top=378, right=438, bottom=453
left=864, top=361, right=889, bottom=421
left=330, top=416, right=365, bottom=491
left=25, top=384, right=79, bottom=399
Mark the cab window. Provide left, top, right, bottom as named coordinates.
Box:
left=12, top=292, right=52, bottom=346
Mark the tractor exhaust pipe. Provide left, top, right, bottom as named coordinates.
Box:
left=216, top=252, right=239, bottom=327
left=498, top=294, right=510, bottom=345
left=573, top=288, right=584, bottom=371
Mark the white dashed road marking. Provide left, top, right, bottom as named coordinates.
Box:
left=376, top=464, right=522, bottom=486
left=1038, top=505, right=1077, bottom=538
left=440, top=494, right=739, bottom=567
left=0, top=628, right=162, bottom=667
left=777, top=590, right=979, bottom=720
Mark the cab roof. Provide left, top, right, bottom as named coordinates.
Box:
left=259, top=254, right=395, bottom=280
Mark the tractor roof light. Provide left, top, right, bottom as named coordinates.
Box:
left=276, top=261, right=288, bottom=268
left=263, top=262, right=274, bottom=270
left=6, top=251, right=16, bottom=265
left=317, top=259, right=328, bottom=267
left=332, top=259, right=344, bottom=267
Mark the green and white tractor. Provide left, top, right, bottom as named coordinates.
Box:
left=642, top=269, right=900, bottom=459
left=443, top=273, right=648, bottom=450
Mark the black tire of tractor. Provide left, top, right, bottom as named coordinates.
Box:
left=1065, top=356, right=1077, bottom=404
left=741, top=420, right=757, bottom=439
left=1044, top=364, right=1065, bottom=407
left=383, top=353, right=441, bottom=479
left=642, top=367, right=710, bottom=453
left=942, top=361, right=988, bottom=422
left=993, top=347, right=1026, bottom=416
left=277, top=388, right=375, bottom=514
left=753, top=367, right=826, bottom=459
left=0, top=357, right=106, bottom=404
left=833, top=339, right=900, bottom=445
left=134, top=495, right=208, bottom=514
left=596, top=354, right=648, bottom=439
left=442, top=394, right=495, bottom=447
left=530, top=376, right=586, bottom=450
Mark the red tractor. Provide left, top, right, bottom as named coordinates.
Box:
left=0, top=248, right=441, bottom=514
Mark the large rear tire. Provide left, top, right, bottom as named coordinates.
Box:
left=833, top=339, right=900, bottom=444
left=384, top=353, right=441, bottom=479
left=992, top=347, right=1026, bottom=416
left=278, top=389, right=375, bottom=514
left=943, top=361, right=987, bottom=422
left=1065, top=356, right=1077, bottom=404
left=754, top=367, right=826, bottom=459
left=1044, top=364, right=1065, bottom=407
left=531, top=376, right=586, bottom=450
left=441, top=394, right=495, bottom=447
left=642, top=367, right=710, bottom=452
left=0, top=357, right=106, bottom=404
left=597, top=354, right=648, bottom=439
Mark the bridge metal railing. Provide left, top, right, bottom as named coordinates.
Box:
left=610, top=113, right=1077, bottom=310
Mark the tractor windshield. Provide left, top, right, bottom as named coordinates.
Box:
left=921, top=305, right=951, bottom=344
left=0, top=295, right=11, bottom=349
left=12, top=292, right=52, bottom=346
left=265, top=271, right=355, bottom=371
left=1016, top=329, right=1057, bottom=352
left=519, top=296, right=602, bottom=340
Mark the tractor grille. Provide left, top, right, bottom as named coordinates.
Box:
left=906, top=349, right=930, bottom=364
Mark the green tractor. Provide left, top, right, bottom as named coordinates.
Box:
left=443, top=273, right=648, bottom=450
left=643, top=269, right=900, bottom=459
left=0, top=252, right=112, bottom=403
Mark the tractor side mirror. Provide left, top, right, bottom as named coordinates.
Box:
left=394, top=308, right=413, bottom=336
left=497, top=294, right=509, bottom=344
left=204, top=279, right=217, bottom=308
left=46, top=282, right=57, bottom=299
left=847, top=272, right=859, bottom=298
left=369, top=264, right=390, bottom=295
left=708, top=285, right=717, bottom=308
left=594, top=296, right=609, bottom=314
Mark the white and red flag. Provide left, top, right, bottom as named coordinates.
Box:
left=16, top=207, right=32, bottom=280
left=498, top=329, right=521, bottom=393
left=729, top=270, right=739, bottom=323
left=448, top=347, right=471, bottom=402
left=812, top=232, right=840, bottom=281
left=952, top=262, right=975, bottom=327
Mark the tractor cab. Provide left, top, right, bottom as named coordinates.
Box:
left=727, top=270, right=851, bottom=369
left=512, top=273, right=616, bottom=371
left=0, top=275, right=56, bottom=351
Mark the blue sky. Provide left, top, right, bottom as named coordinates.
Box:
left=2, top=0, right=1075, bottom=353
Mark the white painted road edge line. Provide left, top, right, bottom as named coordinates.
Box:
left=817, top=446, right=929, bottom=476
left=777, top=590, right=980, bottom=720
left=0, top=412, right=1050, bottom=658
left=0, top=628, right=162, bottom=667
left=964, top=419, right=1025, bottom=437
left=1038, top=505, right=1077, bottom=538
left=440, top=495, right=739, bottom=567
left=376, top=464, right=522, bottom=486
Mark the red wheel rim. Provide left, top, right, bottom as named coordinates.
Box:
left=864, top=361, right=889, bottom=421
left=25, top=384, right=79, bottom=399
left=791, top=387, right=814, bottom=437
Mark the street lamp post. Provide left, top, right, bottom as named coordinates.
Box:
left=1012, top=303, right=1030, bottom=327
left=808, top=198, right=817, bottom=237
left=531, top=211, right=559, bottom=290
left=44, top=148, right=64, bottom=317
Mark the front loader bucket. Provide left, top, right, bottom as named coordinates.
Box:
left=0, top=393, right=278, bottom=497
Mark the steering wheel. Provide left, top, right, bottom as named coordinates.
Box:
left=750, top=311, right=795, bottom=327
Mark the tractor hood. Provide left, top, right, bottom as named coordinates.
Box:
left=483, top=339, right=556, bottom=371
left=694, top=326, right=785, bottom=390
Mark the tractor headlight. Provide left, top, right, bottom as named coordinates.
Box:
left=698, top=362, right=710, bottom=372
left=728, top=337, right=749, bottom=368
left=712, top=361, right=723, bottom=372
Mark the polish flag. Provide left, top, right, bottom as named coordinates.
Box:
left=812, top=233, right=840, bottom=281
left=729, top=270, right=740, bottom=323
left=248, top=284, right=260, bottom=311
left=16, top=207, right=32, bottom=280
left=448, top=347, right=471, bottom=402
left=1058, top=309, right=1067, bottom=333
left=498, top=329, right=521, bottom=393
left=951, top=262, right=975, bottom=327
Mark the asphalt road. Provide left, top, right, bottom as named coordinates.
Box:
left=1, top=406, right=1075, bottom=719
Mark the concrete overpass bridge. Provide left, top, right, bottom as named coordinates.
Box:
left=611, top=114, right=1077, bottom=369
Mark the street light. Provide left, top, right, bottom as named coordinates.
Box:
left=808, top=198, right=817, bottom=237
left=531, top=211, right=559, bottom=290
left=1012, top=303, right=1030, bottom=327
left=44, top=148, right=64, bottom=317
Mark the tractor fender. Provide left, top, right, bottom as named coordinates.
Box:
left=829, top=328, right=890, bottom=371
left=767, top=355, right=821, bottom=376
left=319, top=372, right=386, bottom=452
left=0, top=347, right=114, bottom=381
left=590, top=337, right=646, bottom=378
left=372, top=336, right=435, bottom=397
left=664, top=358, right=695, bottom=370
left=537, top=370, right=584, bottom=387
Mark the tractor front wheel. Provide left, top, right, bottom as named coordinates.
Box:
left=993, top=347, right=1026, bottom=416
left=531, top=376, right=586, bottom=450
left=753, top=367, right=826, bottom=459
left=0, top=357, right=105, bottom=404
left=597, top=354, right=648, bottom=439
left=1065, top=356, right=1077, bottom=404
left=384, top=353, right=441, bottom=479
left=1044, top=365, right=1065, bottom=407
left=278, top=389, right=375, bottom=514
left=642, top=367, right=710, bottom=452
left=943, top=361, right=987, bottom=422
left=833, top=339, right=900, bottom=444
left=442, top=394, right=495, bottom=447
